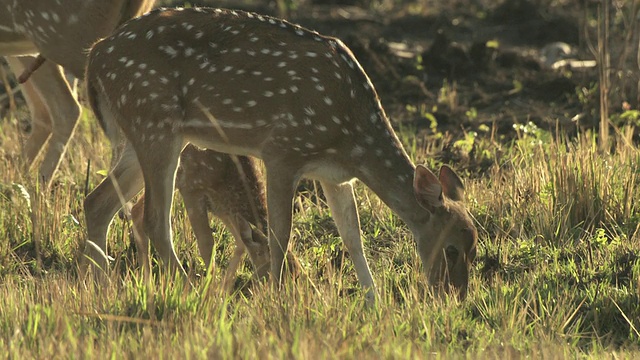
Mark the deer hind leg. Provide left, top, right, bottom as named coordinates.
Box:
left=129, top=194, right=151, bottom=279
left=132, top=189, right=210, bottom=282
left=137, top=138, right=187, bottom=279
left=82, top=141, right=144, bottom=281
left=19, top=80, right=52, bottom=164
left=6, top=57, right=52, bottom=167
left=7, top=57, right=80, bottom=187
left=264, top=160, right=300, bottom=285
left=320, top=181, right=376, bottom=304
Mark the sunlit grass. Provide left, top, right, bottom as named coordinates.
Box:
left=1, top=105, right=640, bottom=357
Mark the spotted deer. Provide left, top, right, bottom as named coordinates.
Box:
left=129, top=145, right=271, bottom=290
left=84, top=7, right=478, bottom=301
left=0, top=0, right=156, bottom=187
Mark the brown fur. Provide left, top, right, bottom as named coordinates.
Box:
left=0, top=0, right=157, bottom=187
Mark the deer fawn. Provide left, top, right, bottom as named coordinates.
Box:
left=84, top=7, right=477, bottom=301
left=0, top=0, right=156, bottom=187
left=129, top=145, right=271, bottom=289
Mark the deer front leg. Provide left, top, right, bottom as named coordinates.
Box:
left=138, top=139, right=187, bottom=280
left=320, top=181, right=376, bottom=305
left=82, top=141, right=144, bottom=282
left=217, top=216, right=248, bottom=292
left=218, top=214, right=272, bottom=291
left=132, top=190, right=211, bottom=282
left=181, top=191, right=216, bottom=269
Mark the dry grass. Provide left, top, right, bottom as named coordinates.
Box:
left=1, top=104, right=640, bottom=358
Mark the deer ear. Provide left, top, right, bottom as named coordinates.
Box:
left=439, top=165, right=465, bottom=202
left=414, top=164, right=444, bottom=211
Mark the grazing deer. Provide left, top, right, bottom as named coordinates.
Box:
left=84, top=7, right=477, bottom=301
left=129, top=145, right=271, bottom=290
left=0, top=0, right=156, bottom=187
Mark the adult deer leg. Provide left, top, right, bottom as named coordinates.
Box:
left=6, top=56, right=80, bottom=186
left=6, top=57, right=51, bottom=164
left=320, top=181, right=376, bottom=304
left=129, top=195, right=151, bottom=278
left=82, top=141, right=144, bottom=279
left=264, top=159, right=300, bottom=284
left=131, top=191, right=220, bottom=280
left=138, top=138, right=187, bottom=279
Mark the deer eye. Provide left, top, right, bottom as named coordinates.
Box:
left=445, top=245, right=459, bottom=261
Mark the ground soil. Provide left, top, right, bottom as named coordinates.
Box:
left=166, top=0, right=619, bottom=173
left=3, top=0, right=630, bottom=173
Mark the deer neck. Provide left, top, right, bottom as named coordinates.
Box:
left=355, top=138, right=430, bottom=230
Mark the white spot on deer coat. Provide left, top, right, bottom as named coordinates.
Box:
left=351, top=145, right=365, bottom=158
left=161, top=45, right=178, bottom=58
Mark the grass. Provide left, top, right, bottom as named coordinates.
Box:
left=2, top=106, right=640, bottom=357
